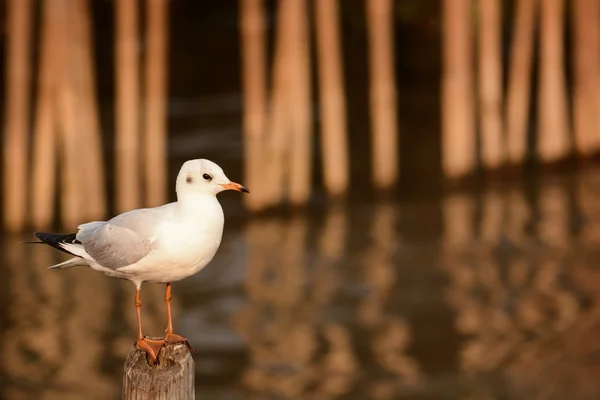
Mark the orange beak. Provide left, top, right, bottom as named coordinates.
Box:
left=220, top=182, right=250, bottom=193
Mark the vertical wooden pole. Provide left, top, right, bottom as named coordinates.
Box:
left=3, top=0, right=32, bottom=231
left=56, top=0, right=84, bottom=228
left=315, top=0, right=349, bottom=195
left=506, top=0, right=537, bottom=165
left=73, top=0, right=106, bottom=220
left=287, top=0, right=312, bottom=205
left=442, top=0, right=475, bottom=178
left=116, top=0, right=141, bottom=212
left=31, top=0, right=58, bottom=228
left=571, top=0, right=600, bottom=156
left=367, top=0, right=399, bottom=188
left=265, top=0, right=292, bottom=206
left=537, top=0, right=570, bottom=161
left=478, top=0, right=504, bottom=169
left=144, top=0, right=169, bottom=207
left=123, top=343, right=194, bottom=400
left=240, top=0, right=267, bottom=210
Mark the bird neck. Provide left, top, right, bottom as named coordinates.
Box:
left=176, top=193, right=223, bottom=221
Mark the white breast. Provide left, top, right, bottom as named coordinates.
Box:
left=113, top=195, right=225, bottom=284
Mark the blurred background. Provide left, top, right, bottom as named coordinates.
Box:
left=3, top=0, right=600, bottom=398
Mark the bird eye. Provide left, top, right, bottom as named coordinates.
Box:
left=202, top=173, right=212, bottom=181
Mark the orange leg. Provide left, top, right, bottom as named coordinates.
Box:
left=134, top=289, right=164, bottom=364
left=164, top=283, right=194, bottom=350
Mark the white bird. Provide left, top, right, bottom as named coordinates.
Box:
left=32, top=159, right=248, bottom=363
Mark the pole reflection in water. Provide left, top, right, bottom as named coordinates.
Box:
left=359, top=203, right=420, bottom=397
left=442, top=178, right=593, bottom=397
left=235, top=216, right=315, bottom=398
left=2, top=236, right=116, bottom=399
left=0, top=235, right=167, bottom=400
left=235, top=204, right=420, bottom=399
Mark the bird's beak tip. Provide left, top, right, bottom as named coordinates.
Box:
left=220, top=182, right=250, bottom=193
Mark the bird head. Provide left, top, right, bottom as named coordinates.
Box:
left=176, top=159, right=249, bottom=197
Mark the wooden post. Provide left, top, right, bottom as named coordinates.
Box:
left=56, top=0, right=85, bottom=228
left=265, top=0, right=293, bottom=206
left=122, top=342, right=194, bottom=400
left=240, top=0, right=267, bottom=210
left=144, top=0, right=169, bottom=207
left=72, top=0, right=106, bottom=221
left=477, top=0, right=504, bottom=169
left=367, top=0, right=399, bottom=188
left=3, top=0, right=33, bottom=231
left=442, top=0, right=475, bottom=178
left=315, top=0, right=349, bottom=195
left=31, top=0, right=58, bottom=228
left=537, top=0, right=570, bottom=162
left=506, top=0, right=537, bottom=165
left=287, top=0, right=312, bottom=205
left=571, top=0, right=600, bottom=156
left=116, top=0, right=141, bottom=212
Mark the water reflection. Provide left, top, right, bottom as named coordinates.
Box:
left=0, top=237, right=170, bottom=400
left=2, top=169, right=600, bottom=398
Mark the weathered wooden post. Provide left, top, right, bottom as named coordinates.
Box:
left=3, top=0, right=33, bottom=231
left=571, top=0, right=600, bottom=156
left=367, top=0, right=399, bottom=189
left=315, top=0, right=349, bottom=196
left=240, top=0, right=267, bottom=211
left=144, top=0, right=169, bottom=208
left=441, top=0, right=475, bottom=179
left=506, top=0, right=536, bottom=165
left=477, top=0, right=504, bottom=169
left=122, top=342, right=195, bottom=400
left=537, top=0, right=570, bottom=162
left=116, top=0, right=142, bottom=213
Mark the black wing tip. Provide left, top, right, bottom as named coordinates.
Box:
left=23, top=232, right=46, bottom=244
left=30, top=232, right=81, bottom=255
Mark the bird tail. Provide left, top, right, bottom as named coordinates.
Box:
left=33, top=232, right=81, bottom=256
left=30, top=232, right=90, bottom=269
left=48, top=257, right=88, bottom=269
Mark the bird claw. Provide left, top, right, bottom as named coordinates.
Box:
left=165, top=332, right=195, bottom=352
left=136, top=337, right=165, bottom=365
left=136, top=334, right=194, bottom=365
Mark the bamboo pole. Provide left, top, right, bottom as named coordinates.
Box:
left=144, top=0, right=169, bottom=207
left=571, top=0, right=600, bottom=156
left=315, top=0, right=349, bottom=195
left=537, top=0, right=570, bottom=162
left=506, top=0, right=537, bottom=165
left=116, top=0, right=141, bottom=212
left=73, top=0, right=106, bottom=220
left=31, top=0, right=58, bottom=228
left=265, top=0, right=293, bottom=206
left=478, top=0, right=504, bottom=169
left=367, top=0, right=399, bottom=188
left=442, top=0, right=475, bottom=178
left=3, top=0, right=33, bottom=231
left=240, top=0, right=267, bottom=210
left=56, top=0, right=84, bottom=228
left=287, top=0, right=312, bottom=205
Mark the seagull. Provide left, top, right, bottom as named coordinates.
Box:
left=32, top=159, right=248, bottom=364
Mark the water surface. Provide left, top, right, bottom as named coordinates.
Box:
left=2, top=168, right=600, bottom=399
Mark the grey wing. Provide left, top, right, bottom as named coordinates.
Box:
left=76, top=209, right=161, bottom=269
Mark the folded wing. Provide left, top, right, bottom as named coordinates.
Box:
left=77, top=208, right=163, bottom=270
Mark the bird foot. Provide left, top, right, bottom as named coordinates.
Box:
left=136, top=337, right=165, bottom=365
left=164, top=332, right=195, bottom=352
